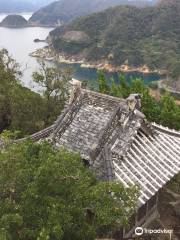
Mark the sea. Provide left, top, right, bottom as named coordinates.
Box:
left=0, top=13, right=161, bottom=92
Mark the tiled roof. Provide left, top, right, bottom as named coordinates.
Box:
left=49, top=88, right=180, bottom=207
left=14, top=87, right=180, bottom=208
left=52, top=89, right=128, bottom=159
left=112, top=125, right=180, bottom=207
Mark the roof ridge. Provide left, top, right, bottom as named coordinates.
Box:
left=11, top=125, right=54, bottom=147
left=81, top=88, right=126, bottom=103
left=52, top=90, right=87, bottom=142
left=89, top=104, right=125, bottom=162
left=152, top=122, right=180, bottom=138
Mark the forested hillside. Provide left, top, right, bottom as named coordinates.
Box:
left=49, top=0, right=180, bottom=83
left=0, top=15, right=28, bottom=28
left=29, top=0, right=156, bottom=26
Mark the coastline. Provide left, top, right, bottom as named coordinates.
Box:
left=29, top=46, right=180, bottom=98
left=30, top=46, right=166, bottom=75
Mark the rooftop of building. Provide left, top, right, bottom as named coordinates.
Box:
left=7, top=84, right=180, bottom=208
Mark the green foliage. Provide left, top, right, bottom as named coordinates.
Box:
left=0, top=141, right=139, bottom=240
left=0, top=49, right=46, bottom=136
left=0, top=49, right=71, bottom=136
left=50, top=0, right=180, bottom=80
left=9, top=85, right=46, bottom=135
left=98, top=71, right=110, bottom=94
left=160, top=93, right=180, bottom=129
left=98, top=73, right=180, bottom=130
left=0, top=15, right=28, bottom=27
left=118, top=74, right=131, bottom=98
left=0, top=130, right=21, bottom=140
left=32, top=60, right=72, bottom=126
left=141, top=90, right=161, bottom=123
left=0, top=48, right=22, bottom=132
left=130, top=79, right=161, bottom=123
left=53, top=39, right=90, bottom=55
left=168, top=61, right=180, bottom=81
left=98, top=72, right=130, bottom=98
left=29, top=0, right=152, bottom=26
left=167, top=174, right=180, bottom=195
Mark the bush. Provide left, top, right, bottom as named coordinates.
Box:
left=0, top=141, right=139, bottom=240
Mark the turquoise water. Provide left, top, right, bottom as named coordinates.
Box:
left=0, top=13, right=161, bottom=92
left=56, top=62, right=161, bottom=88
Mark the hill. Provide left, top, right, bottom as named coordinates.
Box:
left=47, top=0, right=180, bottom=78
left=0, top=15, right=28, bottom=27
left=29, top=0, right=157, bottom=27
left=0, top=0, right=35, bottom=12
left=0, top=0, right=54, bottom=13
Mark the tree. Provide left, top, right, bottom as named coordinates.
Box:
left=0, top=49, right=21, bottom=132
left=0, top=141, right=139, bottom=240
left=168, top=61, right=180, bottom=81
left=130, top=79, right=161, bottom=122
left=119, top=74, right=130, bottom=98
left=0, top=50, right=72, bottom=135
left=98, top=73, right=161, bottom=122
left=0, top=49, right=47, bottom=135
left=97, top=72, right=180, bottom=130
left=9, top=85, right=46, bottom=135
left=160, top=93, right=180, bottom=130
left=32, top=61, right=72, bottom=126
left=98, top=71, right=110, bottom=94
left=0, top=48, right=21, bottom=81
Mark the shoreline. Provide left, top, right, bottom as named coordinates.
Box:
left=30, top=46, right=166, bottom=75
left=158, top=80, right=180, bottom=95
left=29, top=47, right=180, bottom=98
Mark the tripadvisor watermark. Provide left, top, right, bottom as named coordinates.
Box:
left=135, top=227, right=173, bottom=236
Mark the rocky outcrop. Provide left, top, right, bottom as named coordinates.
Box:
left=0, top=14, right=28, bottom=28
left=30, top=46, right=161, bottom=74
left=62, top=31, right=90, bottom=43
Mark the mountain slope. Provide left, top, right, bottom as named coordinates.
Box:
left=29, top=0, right=157, bottom=26
left=0, top=14, right=28, bottom=27
left=0, top=0, right=34, bottom=12
left=48, top=0, right=180, bottom=73
left=0, top=0, right=53, bottom=13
